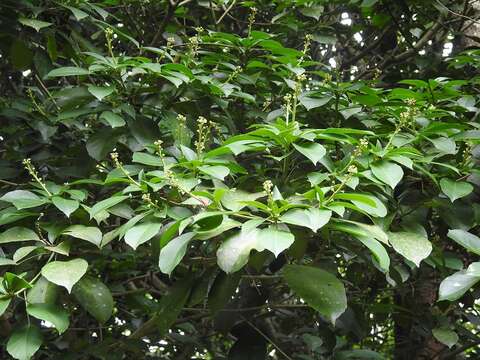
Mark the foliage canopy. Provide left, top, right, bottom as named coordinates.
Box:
left=1, top=0, right=480, bottom=359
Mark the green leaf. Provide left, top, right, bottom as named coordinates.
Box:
left=88, top=86, right=114, bottom=101
left=159, top=232, right=195, bottom=275
left=216, top=226, right=294, bottom=273
left=125, top=221, right=162, bottom=250
left=0, top=190, right=48, bottom=210
left=63, top=225, right=102, bottom=247
left=7, top=325, right=43, bottom=360
left=0, top=297, right=11, bottom=316
left=18, top=17, right=52, bottom=32
left=89, top=195, right=129, bottom=219
left=100, top=111, right=126, bottom=128
left=447, top=229, right=480, bottom=255
left=27, top=276, right=58, bottom=304
left=356, top=236, right=390, bottom=272
left=440, top=178, right=473, bottom=202
left=293, top=142, right=326, bottom=165
left=0, top=227, right=39, bottom=244
left=13, top=246, right=39, bottom=262
left=46, top=67, right=90, bottom=77
left=64, top=5, right=89, bottom=20
left=0, top=258, right=16, bottom=266
left=298, top=94, right=331, bottom=110
left=388, top=232, right=432, bottom=267
left=438, top=270, right=480, bottom=301
left=256, top=226, right=295, bottom=257
left=283, top=265, right=347, bottom=324
left=280, top=208, right=332, bottom=232
left=198, top=165, right=230, bottom=181
left=371, top=161, right=404, bottom=189
left=349, top=194, right=387, bottom=218
left=432, top=328, right=458, bottom=348
left=208, top=271, right=241, bottom=314
left=72, top=276, right=114, bottom=324
left=41, top=258, right=88, bottom=293
left=27, top=303, right=69, bottom=334
left=52, top=196, right=79, bottom=218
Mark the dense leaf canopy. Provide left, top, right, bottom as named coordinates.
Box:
left=1, top=0, right=480, bottom=359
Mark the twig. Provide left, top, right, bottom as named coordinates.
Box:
left=217, top=0, right=236, bottom=24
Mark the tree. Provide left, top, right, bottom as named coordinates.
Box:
left=0, top=0, right=479, bottom=359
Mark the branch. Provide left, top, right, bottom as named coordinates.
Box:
left=440, top=339, right=480, bottom=359
left=150, top=1, right=178, bottom=46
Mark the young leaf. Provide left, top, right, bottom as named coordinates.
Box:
left=293, top=142, right=326, bottom=165
left=46, top=67, right=90, bottom=77
left=52, top=196, right=79, bottom=218
left=280, top=208, right=332, bottom=232
left=447, top=229, right=480, bottom=255
left=283, top=265, right=347, bottom=324
left=438, top=270, right=480, bottom=301
left=27, top=303, right=69, bottom=334
left=371, top=161, right=404, bottom=189
left=0, top=227, right=39, bottom=244
left=159, top=232, right=195, bottom=275
left=63, top=225, right=102, bottom=247
left=125, top=221, right=162, bottom=250
left=72, top=276, right=114, bottom=324
left=388, top=232, right=432, bottom=267
left=41, top=259, right=88, bottom=293
left=18, top=17, right=52, bottom=32
left=89, top=195, right=129, bottom=219
left=440, top=178, right=473, bottom=202
left=7, top=325, right=43, bottom=360
left=432, top=328, right=458, bottom=348
left=257, top=226, right=295, bottom=257
left=0, top=190, right=48, bottom=210
left=198, top=165, right=230, bottom=181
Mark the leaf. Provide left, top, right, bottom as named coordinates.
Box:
left=100, top=111, right=126, bottom=128
left=440, top=178, right=473, bottom=202
left=88, top=86, right=114, bottom=101
left=283, top=265, right=347, bottom=324
left=298, top=94, right=331, bottom=110
left=0, top=227, right=39, bottom=244
left=27, top=276, right=58, bottom=304
left=64, top=5, right=89, bottom=20
left=217, top=227, right=260, bottom=273
left=27, top=303, right=69, bottom=334
left=159, top=232, right=195, bottom=275
left=431, top=137, right=456, bottom=154
left=349, top=194, right=387, bottom=218
left=256, top=226, right=295, bottom=257
left=7, top=325, right=43, bottom=360
left=52, top=196, right=79, bottom=217
left=46, top=67, right=90, bottom=77
left=216, top=226, right=294, bottom=273
left=356, top=236, right=390, bottom=272
left=280, top=208, right=332, bottom=232
left=371, top=161, right=404, bottom=189
left=0, top=297, right=11, bottom=316
left=18, top=17, right=52, bottom=32
left=63, top=225, right=102, bottom=247
left=388, top=232, right=432, bottom=267
left=198, top=165, right=230, bottom=181
left=89, top=195, right=129, bottom=219
left=438, top=270, right=480, bottom=301
left=432, top=328, right=458, bottom=348
left=72, top=276, right=114, bottom=324
left=0, top=258, right=16, bottom=266
left=13, top=246, right=39, bottom=262
left=293, top=142, right=326, bottom=165
left=447, top=229, right=480, bottom=255
left=208, top=272, right=241, bottom=313
left=0, top=190, right=48, bottom=210
left=41, top=258, right=88, bottom=293
left=125, top=221, right=162, bottom=250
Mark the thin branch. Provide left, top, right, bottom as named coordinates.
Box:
left=217, top=0, right=236, bottom=24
